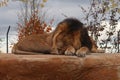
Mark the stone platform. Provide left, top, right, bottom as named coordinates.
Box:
left=0, top=53, right=120, bottom=80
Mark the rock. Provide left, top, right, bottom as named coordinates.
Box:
left=0, top=53, right=120, bottom=80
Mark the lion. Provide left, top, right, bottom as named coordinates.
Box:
left=50, top=18, right=104, bottom=57
left=12, top=18, right=104, bottom=57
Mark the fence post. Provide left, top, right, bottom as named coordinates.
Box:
left=118, top=30, right=120, bottom=53
left=6, top=26, right=10, bottom=53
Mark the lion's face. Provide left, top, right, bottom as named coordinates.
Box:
left=55, top=29, right=81, bottom=54
left=51, top=18, right=84, bottom=55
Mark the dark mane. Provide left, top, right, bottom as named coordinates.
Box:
left=60, top=18, right=83, bottom=31
left=56, top=18, right=92, bottom=50
left=80, top=27, right=92, bottom=50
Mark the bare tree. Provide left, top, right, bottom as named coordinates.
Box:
left=80, top=0, right=120, bottom=53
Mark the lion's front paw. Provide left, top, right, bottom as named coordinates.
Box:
left=65, top=46, right=75, bottom=56
left=51, top=48, right=59, bottom=54
left=76, top=47, right=89, bottom=57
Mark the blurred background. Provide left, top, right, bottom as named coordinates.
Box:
left=0, top=0, right=120, bottom=53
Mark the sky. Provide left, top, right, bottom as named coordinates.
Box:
left=0, top=0, right=90, bottom=35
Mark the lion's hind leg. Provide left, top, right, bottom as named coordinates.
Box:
left=91, top=48, right=105, bottom=53
left=76, top=47, right=90, bottom=57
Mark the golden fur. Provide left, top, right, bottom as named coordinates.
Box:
left=12, top=18, right=104, bottom=57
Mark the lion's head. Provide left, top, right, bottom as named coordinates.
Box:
left=51, top=18, right=93, bottom=56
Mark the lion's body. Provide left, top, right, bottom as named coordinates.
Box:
left=12, top=18, right=104, bottom=57
left=12, top=33, right=52, bottom=54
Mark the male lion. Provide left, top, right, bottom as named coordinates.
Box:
left=12, top=18, right=104, bottom=57
left=50, top=18, right=104, bottom=56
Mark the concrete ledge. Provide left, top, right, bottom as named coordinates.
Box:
left=0, top=53, right=120, bottom=80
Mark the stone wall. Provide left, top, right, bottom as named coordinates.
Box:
left=0, top=53, right=120, bottom=80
